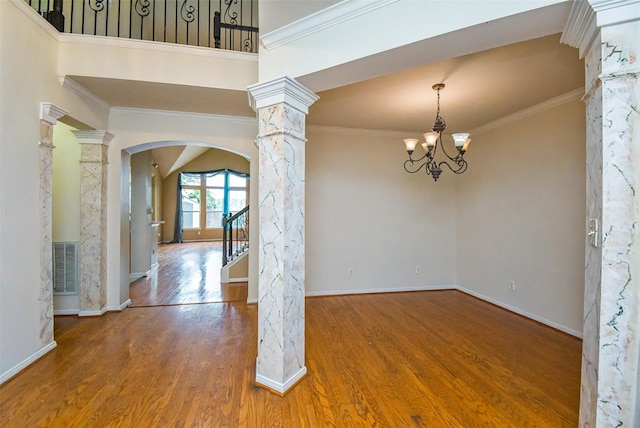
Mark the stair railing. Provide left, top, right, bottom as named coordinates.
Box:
left=222, top=205, right=249, bottom=266
left=25, top=0, right=259, bottom=53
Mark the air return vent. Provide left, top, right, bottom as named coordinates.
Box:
left=53, top=242, right=78, bottom=294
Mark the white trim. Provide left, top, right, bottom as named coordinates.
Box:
left=107, top=299, right=132, bottom=312
left=305, top=285, right=455, bottom=297
left=304, top=285, right=582, bottom=338
left=59, top=76, right=111, bottom=113
left=457, top=287, right=583, bottom=338
left=0, top=341, right=57, bottom=384
left=561, top=0, right=598, bottom=59
left=229, top=278, right=249, bottom=283
left=248, top=76, right=319, bottom=114
left=54, top=309, right=80, bottom=316
left=73, top=130, right=115, bottom=146
left=57, top=32, right=258, bottom=62
left=110, top=107, right=256, bottom=126
left=40, top=102, right=67, bottom=125
left=260, top=0, right=399, bottom=50
left=469, top=88, right=585, bottom=135
left=247, top=297, right=258, bottom=304
left=255, top=366, right=307, bottom=394
left=307, top=125, right=408, bottom=138
left=78, top=307, right=108, bottom=317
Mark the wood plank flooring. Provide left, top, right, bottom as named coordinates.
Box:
left=130, top=242, right=247, bottom=306
left=0, top=291, right=581, bottom=427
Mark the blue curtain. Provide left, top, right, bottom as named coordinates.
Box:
left=171, top=169, right=249, bottom=243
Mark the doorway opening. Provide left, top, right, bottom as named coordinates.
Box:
left=125, top=143, right=251, bottom=307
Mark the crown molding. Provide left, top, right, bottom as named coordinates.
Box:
left=260, top=0, right=399, bottom=50
left=470, top=88, right=585, bottom=135
left=59, top=76, right=111, bottom=113
left=561, top=0, right=598, bottom=58
left=307, top=125, right=407, bottom=138
left=110, top=107, right=257, bottom=126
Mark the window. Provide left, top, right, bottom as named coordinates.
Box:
left=180, top=170, right=247, bottom=230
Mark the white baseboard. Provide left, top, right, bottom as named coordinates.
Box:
left=456, top=286, right=583, bottom=338
left=107, top=299, right=131, bottom=312
left=247, top=297, right=258, bottom=304
left=0, top=341, right=57, bottom=384
left=303, top=285, right=581, bottom=338
left=78, top=307, right=108, bottom=317
left=255, top=366, right=307, bottom=395
left=54, top=309, right=79, bottom=316
left=129, top=272, right=146, bottom=283
left=305, top=285, right=455, bottom=297
left=229, top=277, right=249, bottom=283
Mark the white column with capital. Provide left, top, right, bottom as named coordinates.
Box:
left=248, top=77, right=318, bottom=394
left=563, top=1, right=640, bottom=425
left=38, top=102, right=66, bottom=343
left=74, top=130, right=114, bottom=316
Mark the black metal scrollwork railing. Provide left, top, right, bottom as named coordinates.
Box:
left=26, top=0, right=259, bottom=53
left=222, top=205, right=249, bottom=266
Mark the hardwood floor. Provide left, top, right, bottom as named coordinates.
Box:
left=130, top=242, right=247, bottom=306
left=0, top=291, right=581, bottom=427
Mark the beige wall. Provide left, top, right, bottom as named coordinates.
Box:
left=161, top=149, right=250, bottom=242
left=51, top=122, right=81, bottom=313
left=306, top=128, right=458, bottom=295
left=52, top=123, right=81, bottom=242
left=456, top=98, right=586, bottom=334
left=305, top=96, right=586, bottom=335
left=0, top=1, right=109, bottom=379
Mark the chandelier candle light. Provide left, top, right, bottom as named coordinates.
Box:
left=403, top=83, right=471, bottom=182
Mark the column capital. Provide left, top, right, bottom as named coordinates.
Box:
left=40, top=102, right=67, bottom=125
left=248, top=76, right=319, bottom=114
left=73, top=130, right=115, bottom=146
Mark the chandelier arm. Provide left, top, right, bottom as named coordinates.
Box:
left=404, top=159, right=434, bottom=175
left=438, top=158, right=468, bottom=174
left=437, top=134, right=461, bottom=162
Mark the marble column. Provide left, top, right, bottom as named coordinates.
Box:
left=74, top=130, right=114, bottom=316
left=247, top=77, right=318, bottom=394
left=563, top=1, right=640, bottom=425
left=38, top=102, right=67, bottom=343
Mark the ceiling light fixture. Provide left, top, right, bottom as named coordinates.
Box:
left=403, top=83, right=471, bottom=182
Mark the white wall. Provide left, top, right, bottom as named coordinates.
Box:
left=0, top=1, right=109, bottom=380
left=456, top=98, right=586, bottom=335
left=306, top=128, right=457, bottom=295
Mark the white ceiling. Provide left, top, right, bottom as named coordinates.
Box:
left=70, top=32, right=583, bottom=175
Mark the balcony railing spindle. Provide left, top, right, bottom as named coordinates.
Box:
left=26, top=0, right=258, bottom=53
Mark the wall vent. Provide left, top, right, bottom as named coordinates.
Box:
left=53, top=242, right=78, bottom=295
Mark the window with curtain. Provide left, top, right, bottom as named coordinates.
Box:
left=173, top=169, right=248, bottom=243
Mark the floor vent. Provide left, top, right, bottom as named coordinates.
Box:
left=53, top=242, right=78, bottom=294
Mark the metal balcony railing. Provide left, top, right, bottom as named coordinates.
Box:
left=26, top=0, right=259, bottom=53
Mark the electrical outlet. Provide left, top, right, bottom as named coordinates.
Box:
left=415, top=266, right=421, bottom=274
left=347, top=268, right=353, bottom=277
left=509, top=280, right=516, bottom=291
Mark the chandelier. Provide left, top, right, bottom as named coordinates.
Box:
left=403, top=83, right=471, bottom=181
